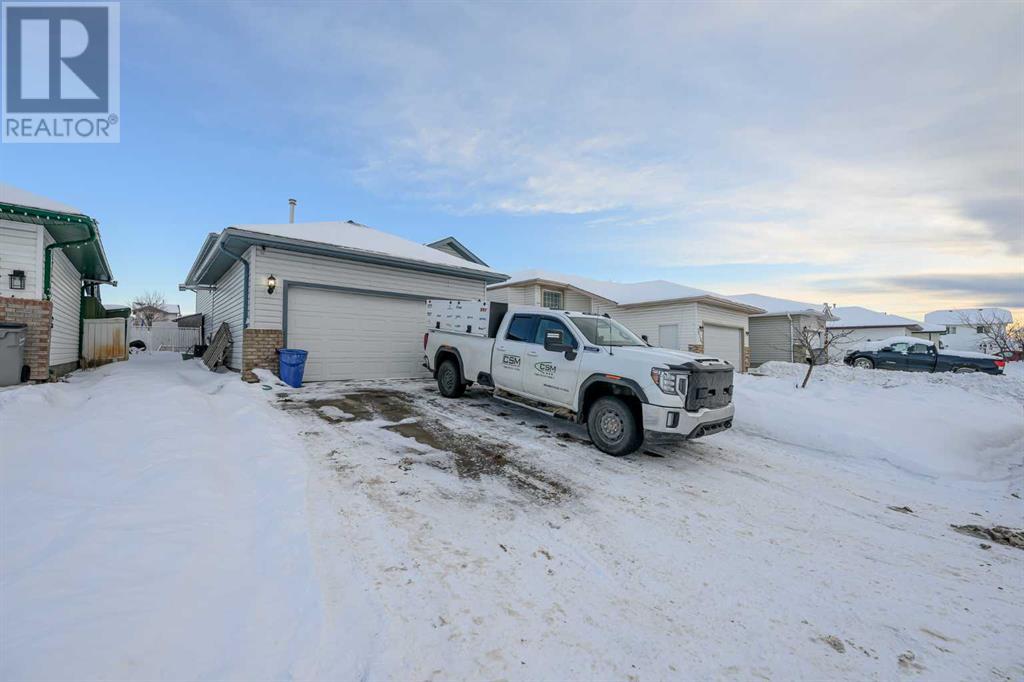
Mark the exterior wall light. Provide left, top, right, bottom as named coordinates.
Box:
left=267, top=274, right=277, bottom=295
left=9, top=270, right=26, bottom=290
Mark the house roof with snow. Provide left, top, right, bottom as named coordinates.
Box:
left=729, top=293, right=835, bottom=319
left=488, top=268, right=765, bottom=313
left=183, top=220, right=507, bottom=287
left=917, top=322, right=946, bottom=333
left=425, top=236, right=489, bottom=266
left=0, top=182, right=115, bottom=285
left=924, top=308, right=1013, bottom=325
left=827, top=306, right=923, bottom=330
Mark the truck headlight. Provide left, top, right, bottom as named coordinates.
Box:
left=651, top=368, right=688, bottom=395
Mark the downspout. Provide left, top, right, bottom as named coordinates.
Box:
left=217, top=242, right=250, bottom=328
left=78, top=282, right=87, bottom=366
left=787, top=313, right=794, bottom=363
left=44, top=221, right=97, bottom=300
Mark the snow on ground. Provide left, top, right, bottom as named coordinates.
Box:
left=2, top=355, right=1022, bottom=680
left=0, top=354, right=363, bottom=680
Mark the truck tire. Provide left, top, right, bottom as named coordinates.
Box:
left=587, top=396, right=642, bottom=456
left=437, top=359, right=466, bottom=398
left=853, top=357, right=874, bottom=369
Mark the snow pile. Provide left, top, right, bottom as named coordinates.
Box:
left=738, top=362, right=1024, bottom=480
left=0, top=354, right=364, bottom=680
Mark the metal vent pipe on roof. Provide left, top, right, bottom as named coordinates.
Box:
left=288, top=198, right=297, bottom=223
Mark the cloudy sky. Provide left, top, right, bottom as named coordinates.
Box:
left=6, top=1, right=1022, bottom=319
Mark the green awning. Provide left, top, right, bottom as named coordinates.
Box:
left=0, top=201, right=114, bottom=283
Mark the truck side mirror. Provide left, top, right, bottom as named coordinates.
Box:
left=544, top=329, right=576, bottom=359
left=544, top=329, right=567, bottom=351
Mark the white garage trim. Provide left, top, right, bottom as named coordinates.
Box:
left=703, top=324, right=743, bottom=369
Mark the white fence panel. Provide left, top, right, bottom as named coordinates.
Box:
left=128, top=321, right=201, bottom=352
left=82, top=318, right=128, bottom=366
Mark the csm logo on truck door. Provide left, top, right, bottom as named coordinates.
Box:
left=534, top=361, right=556, bottom=377
left=502, top=354, right=521, bottom=370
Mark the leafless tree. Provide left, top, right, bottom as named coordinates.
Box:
left=132, top=290, right=167, bottom=328
left=776, top=304, right=856, bottom=388
left=960, top=310, right=1022, bottom=357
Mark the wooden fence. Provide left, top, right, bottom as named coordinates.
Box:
left=128, top=321, right=201, bottom=352
left=81, top=318, right=128, bottom=367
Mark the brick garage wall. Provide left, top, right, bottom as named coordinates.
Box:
left=0, top=298, right=53, bottom=381
left=242, top=328, right=283, bottom=382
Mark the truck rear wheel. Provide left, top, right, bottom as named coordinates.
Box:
left=437, top=359, right=466, bottom=398
left=587, top=396, right=642, bottom=456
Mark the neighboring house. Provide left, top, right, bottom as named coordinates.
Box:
left=924, top=308, right=1014, bottom=354
left=486, top=269, right=764, bottom=370
left=102, top=303, right=131, bottom=319
left=0, top=183, right=116, bottom=380
left=426, top=236, right=489, bottom=266
left=826, top=306, right=928, bottom=359
left=729, top=294, right=835, bottom=367
left=181, top=220, right=506, bottom=381
left=131, top=302, right=180, bottom=327
left=174, top=312, right=203, bottom=329
left=912, top=322, right=946, bottom=344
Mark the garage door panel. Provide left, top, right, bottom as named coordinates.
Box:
left=287, top=287, right=429, bottom=381
left=703, top=324, right=743, bottom=369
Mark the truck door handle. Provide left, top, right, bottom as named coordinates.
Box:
left=527, top=351, right=538, bottom=357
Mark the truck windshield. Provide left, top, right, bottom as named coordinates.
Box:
left=571, top=317, right=645, bottom=347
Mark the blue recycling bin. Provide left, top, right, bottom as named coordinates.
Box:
left=278, top=348, right=309, bottom=388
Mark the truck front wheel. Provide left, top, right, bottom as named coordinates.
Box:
left=437, top=359, right=466, bottom=398
left=587, top=396, right=642, bottom=456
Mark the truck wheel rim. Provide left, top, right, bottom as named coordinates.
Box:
left=599, top=409, right=624, bottom=441
left=855, top=358, right=871, bottom=368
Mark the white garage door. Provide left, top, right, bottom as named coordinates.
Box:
left=286, top=286, right=430, bottom=381
left=703, top=324, right=743, bottom=369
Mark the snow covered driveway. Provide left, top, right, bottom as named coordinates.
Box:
left=2, top=355, right=1022, bottom=680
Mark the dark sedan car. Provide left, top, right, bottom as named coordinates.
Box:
left=844, top=337, right=1006, bottom=375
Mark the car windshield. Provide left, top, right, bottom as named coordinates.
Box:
left=571, top=317, right=645, bottom=347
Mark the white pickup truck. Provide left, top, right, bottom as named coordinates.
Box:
left=423, top=300, right=735, bottom=456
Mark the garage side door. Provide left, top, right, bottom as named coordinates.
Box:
left=703, top=324, right=743, bottom=369
left=287, top=287, right=429, bottom=381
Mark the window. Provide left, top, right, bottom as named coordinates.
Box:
left=908, top=343, right=931, bottom=355
left=889, top=342, right=909, bottom=353
left=542, top=290, right=563, bottom=309
left=506, top=314, right=537, bottom=342
left=945, top=325, right=957, bottom=334
left=976, top=326, right=988, bottom=334
left=571, top=317, right=645, bottom=347
left=534, top=318, right=578, bottom=348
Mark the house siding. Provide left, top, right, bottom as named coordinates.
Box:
left=46, top=232, right=82, bottom=368
left=205, top=254, right=248, bottom=370
left=195, top=289, right=212, bottom=319
left=250, top=247, right=487, bottom=331
left=0, top=220, right=43, bottom=299
left=936, top=324, right=999, bottom=353
left=594, top=301, right=700, bottom=349
left=749, top=315, right=795, bottom=366
left=828, top=325, right=915, bottom=360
